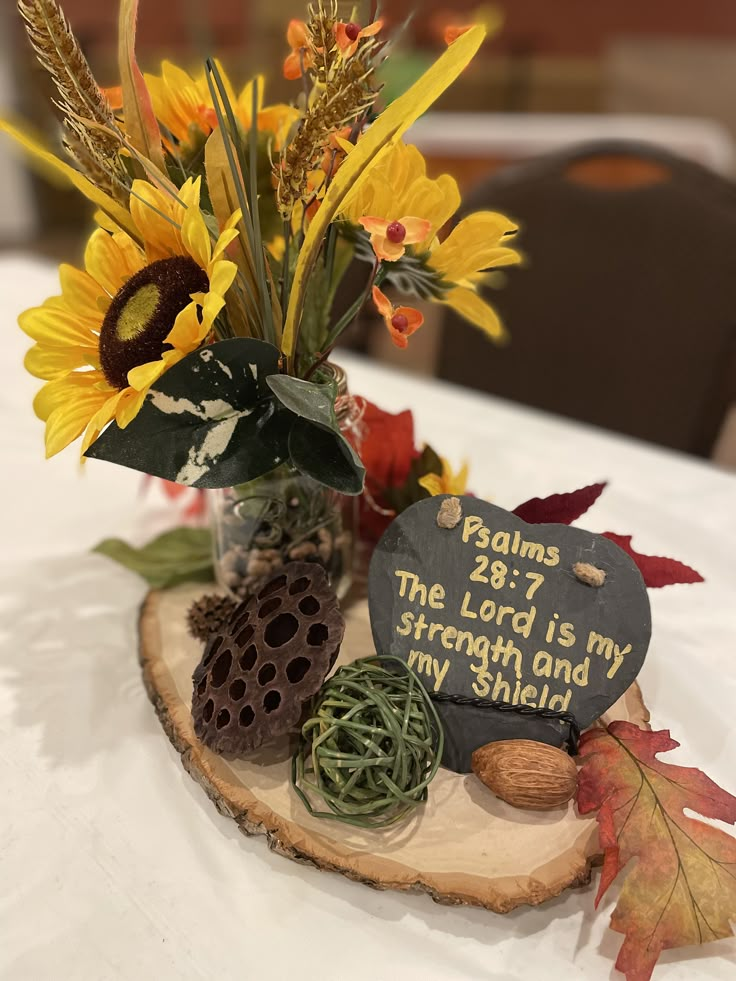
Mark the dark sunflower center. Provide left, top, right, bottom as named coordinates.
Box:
left=99, top=256, right=209, bottom=390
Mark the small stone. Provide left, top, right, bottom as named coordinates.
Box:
left=437, top=497, right=463, bottom=530
left=317, top=527, right=333, bottom=563
left=247, top=558, right=272, bottom=577
left=289, top=541, right=317, bottom=560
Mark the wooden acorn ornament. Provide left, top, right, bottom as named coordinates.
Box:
left=191, top=563, right=345, bottom=755
left=472, top=739, right=578, bottom=811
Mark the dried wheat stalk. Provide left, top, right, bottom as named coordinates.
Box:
left=277, top=2, right=380, bottom=218
left=18, top=0, right=127, bottom=198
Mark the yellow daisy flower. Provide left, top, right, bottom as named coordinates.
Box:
left=418, top=457, right=469, bottom=497
left=340, top=140, right=461, bottom=251
left=20, top=176, right=240, bottom=459
left=428, top=211, right=521, bottom=341
left=340, top=140, right=521, bottom=340
left=139, top=62, right=299, bottom=152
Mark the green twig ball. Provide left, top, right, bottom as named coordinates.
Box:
left=291, top=656, right=444, bottom=829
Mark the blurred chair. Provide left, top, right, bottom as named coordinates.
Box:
left=437, top=141, right=736, bottom=459
left=410, top=112, right=736, bottom=192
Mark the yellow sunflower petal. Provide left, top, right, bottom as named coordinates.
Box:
left=32, top=372, right=107, bottom=421
left=441, top=287, right=507, bottom=342
left=115, top=385, right=152, bottom=429
left=207, top=258, right=238, bottom=298
left=24, top=342, right=97, bottom=380
left=130, top=180, right=183, bottom=261
left=182, top=202, right=212, bottom=271
left=44, top=386, right=113, bottom=458
left=19, top=302, right=98, bottom=348
left=159, top=303, right=201, bottom=353
left=111, top=232, right=145, bottom=280
left=126, top=358, right=167, bottom=392
left=211, top=226, right=240, bottom=264
left=58, top=264, right=107, bottom=323
left=178, top=176, right=202, bottom=212
left=80, top=390, right=127, bottom=455
left=84, top=228, right=135, bottom=298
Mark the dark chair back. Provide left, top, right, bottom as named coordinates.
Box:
left=438, top=140, right=736, bottom=456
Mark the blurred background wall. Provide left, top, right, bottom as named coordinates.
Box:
left=1, top=0, right=735, bottom=466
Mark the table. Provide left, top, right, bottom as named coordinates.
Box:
left=1, top=255, right=735, bottom=980
left=409, top=112, right=736, bottom=176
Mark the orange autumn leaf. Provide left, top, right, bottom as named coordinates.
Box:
left=577, top=721, right=736, bottom=981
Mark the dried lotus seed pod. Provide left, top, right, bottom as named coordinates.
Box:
left=191, top=562, right=344, bottom=755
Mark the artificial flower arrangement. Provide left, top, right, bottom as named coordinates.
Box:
left=5, top=5, right=736, bottom=981
left=7, top=0, right=516, bottom=492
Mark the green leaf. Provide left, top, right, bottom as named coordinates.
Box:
left=289, top=418, right=365, bottom=496
left=266, top=374, right=338, bottom=427
left=94, top=528, right=214, bottom=588
left=86, top=339, right=290, bottom=488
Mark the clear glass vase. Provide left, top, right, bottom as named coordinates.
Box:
left=210, top=366, right=360, bottom=601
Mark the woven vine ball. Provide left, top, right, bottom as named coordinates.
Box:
left=291, top=656, right=444, bottom=829
left=191, top=563, right=345, bottom=755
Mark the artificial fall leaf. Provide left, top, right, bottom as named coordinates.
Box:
left=356, top=399, right=419, bottom=544
left=513, top=482, right=606, bottom=525
left=577, top=721, right=736, bottom=981
left=359, top=399, right=417, bottom=494
left=602, top=533, right=704, bottom=588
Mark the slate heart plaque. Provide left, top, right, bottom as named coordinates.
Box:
left=368, top=496, right=651, bottom=772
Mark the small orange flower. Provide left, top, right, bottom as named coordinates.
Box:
left=445, top=24, right=472, bottom=45
left=284, top=19, right=312, bottom=80
left=359, top=216, right=432, bottom=262
left=335, top=19, right=383, bottom=58
left=372, top=286, right=424, bottom=349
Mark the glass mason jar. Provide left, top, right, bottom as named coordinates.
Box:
left=210, top=366, right=361, bottom=601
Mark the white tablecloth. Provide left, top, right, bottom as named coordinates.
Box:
left=1, top=255, right=735, bottom=980
left=409, top=112, right=736, bottom=176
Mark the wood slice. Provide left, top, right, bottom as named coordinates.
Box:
left=139, top=584, right=650, bottom=913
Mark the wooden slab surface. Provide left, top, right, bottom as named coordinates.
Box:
left=139, top=584, right=650, bottom=913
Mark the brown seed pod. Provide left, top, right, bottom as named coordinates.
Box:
left=471, top=739, right=578, bottom=811
left=186, top=593, right=238, bottom=643
left=191, top=563, right=345, bottom=755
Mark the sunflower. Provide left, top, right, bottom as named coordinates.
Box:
left=137, top=62, right=299, bottom=153
left=20, top=176, right=239, bottom=459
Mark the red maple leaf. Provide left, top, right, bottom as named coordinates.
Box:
left=603, top=533, right=704, bottom=588
left=513, top=482, right=606, bottom=525
left=359, top=399, right=417, bottom=493
left=357, top=399, right=419, bottom=544
left=578, top=721, right=736, bottom=981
